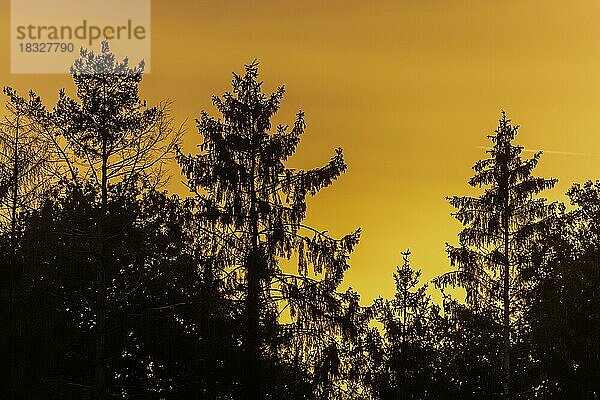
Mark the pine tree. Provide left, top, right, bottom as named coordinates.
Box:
left=434, top=112, right=558, bottom=398
left=48, top=41, right=181, bottom=399
left=178, top=61, right=361, bottom=398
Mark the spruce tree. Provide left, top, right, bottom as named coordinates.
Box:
left=366, top=251, right=445, bottom=399
left=178, top=61, right=361, bottom=399
left=434, top=112, right=557, bottom=398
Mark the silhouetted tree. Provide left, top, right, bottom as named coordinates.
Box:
left=5, top=41, right=183, bottom=399
left=0, top=88, right=54, bottom=399
left=526, top=181, right=600, bottom=399
left=438, top=295, right=504, bottom=399
left=435, top=112, right=558, bottom=398
left=178, top=61, right=362, bottom=399
left=17, top=179, right=193, bottom=399
left=365, top=250, right=446, bottom=399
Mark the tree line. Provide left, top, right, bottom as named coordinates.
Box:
left=0, top=42, right=598, bottom=399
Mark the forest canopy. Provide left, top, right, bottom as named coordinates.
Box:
left=0, top=43, right=598, bottom=400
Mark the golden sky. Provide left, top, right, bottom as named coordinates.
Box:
left=3, top=0, right=600, bottom=303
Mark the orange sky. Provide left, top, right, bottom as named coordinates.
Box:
left=3, top=0, right=600, bottom=303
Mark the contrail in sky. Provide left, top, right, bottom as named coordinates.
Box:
left=475, top=146, right=600, bottom=157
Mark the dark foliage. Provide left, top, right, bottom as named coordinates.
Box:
left=526, top=181, right=600, bottom=399
left=177, top=61, right=364, bottom=399
left=1, top=45, right=599, bottom=400
left=435, top=112, right=558, bottom=398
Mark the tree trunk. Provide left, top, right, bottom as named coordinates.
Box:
left=201, top=256, right=217, bottom=398
left=244, top=145, right=262, bottom=399
left=503, top=227, right=510, bottom=399
left=7, top=115, right=20, bottom=400
left=502, top=142, right=511, bottom=399
left=245, top=250, right=261, bottom=399
left=95, top=127, right=108, bottom=400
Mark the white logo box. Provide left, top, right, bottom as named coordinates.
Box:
left=11, top=0, right=151, bottom=74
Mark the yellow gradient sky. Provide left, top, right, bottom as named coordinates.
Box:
left=3, top=0, right=600, bottom=303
